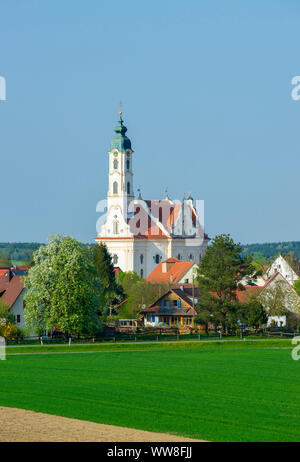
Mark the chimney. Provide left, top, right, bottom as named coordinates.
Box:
left=162, top=260, right=176, bottom=273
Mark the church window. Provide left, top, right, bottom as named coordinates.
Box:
left=140, top=254, right=144, bottom=264
left=177, top=254, right=181, bottom=260
left=126, top=159, right=130, bottom=170
left=140, top=269, right=144, bottom=278
left=159, top=207, right=162, bottom=222
left=113, top=221, right=119, bottom=234
left=189, top=254, right=193, bottom=261
left=113, top=254, right=118, bottom=265
left=113, top=159, right=118, bottom=169
left=113, top=181, right=118, bottom=194
left=155, top=254, right=160, bottom=264
left=127, top=182, right=130, bottom=194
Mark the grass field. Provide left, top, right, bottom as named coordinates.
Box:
left=1, top=340, right=299, bottom=442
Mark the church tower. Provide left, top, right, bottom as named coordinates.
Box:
left=107, top=108, right=134, bottom=220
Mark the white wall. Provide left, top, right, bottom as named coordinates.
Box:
left=268, top=255, right=299, bottom=286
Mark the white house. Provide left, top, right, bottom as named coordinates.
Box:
left=0, top=274, right=26, bottom=330
left=267, top=254, right=299, bottom=286
left=261, top=272, right=300, bottom=327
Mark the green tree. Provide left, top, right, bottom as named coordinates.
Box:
left=24, top=235, right=102, bottom=337
left=117, top=271, right=169, bottom=318
left=93, top=243, right=124, bottom=315
left=295, top=279, right=300, bottom=296
left=0, top=253, right=12, bottom=266
left=0, top=299, right=14, bottom=324
left=239, top=299, right=267, bottom=332
left=196, top=234, right=256, bottom=333
left=259, top=280, right=300, bottom=317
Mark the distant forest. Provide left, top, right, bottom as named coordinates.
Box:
left=241, top=241, right=300, bottom=262
left=0, top=240, right=300, bottom=266
left=0, top=243, right=42, bottom=265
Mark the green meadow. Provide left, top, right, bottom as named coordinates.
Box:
left=1, top=340, right=299, bottom=442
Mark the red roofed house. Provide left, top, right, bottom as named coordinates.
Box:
left=139, top=288, right=197, bottom=329
left=0, top=270, right=26, bottom=330
left=95, top=112, right=209, bottom=278
left=234, top=271, right=300, bottom=327
left=146, top=257, right=198, bottom=285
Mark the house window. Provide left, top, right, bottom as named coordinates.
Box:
left=173, top=300, right=177, bottom=306
left=16, top=314, right=21, bottom=323
left=151, top=315, right=155, bottom=322
left=113, top=254, right=118, bottom=265
left=127, top=182, right=130, bottom=194
left=113, top=181, right=118, bottom=194
left=113, top=159, right=118, bottom=169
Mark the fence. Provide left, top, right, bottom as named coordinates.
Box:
left=6, top=328, right=299, bottom=346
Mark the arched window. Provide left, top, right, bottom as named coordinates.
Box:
left=159, top=207, right=162, bottom=222
left=113, top=159, right=118, bottom=169
left=113, top=221, right=119, bottom=234
left=189, top=254, right=193, bottom=261
left=126, top=159, right=130, bottom=170
left=113, top=254, right=118, bottom=265
left=113, top=181, right=118, bottom=194
left=127, top=182, right=130, bottom=194
left=177, top=254, right=181, bottom=260
left=140, top=269, right=144, bottom=278
left=155, top=254, right=160, bottom=264
left=140, top=254, right=144, bottom=264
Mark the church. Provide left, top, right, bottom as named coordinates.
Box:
left=95, top=109, right=210, bottom=278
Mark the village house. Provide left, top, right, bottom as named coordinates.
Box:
left=139, top=288, right=197, bottom=329
left=236, top=271, right=300, bottom=328
left=0, top=268, right=27, bottom=331
left=266, top=254, right=299, bottom=286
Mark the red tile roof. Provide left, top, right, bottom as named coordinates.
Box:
left=96, top=198, right=209, bottom=241
left=113, top=267, right=122, bottom=276
left=1, top=275, right=24, bottom=308
left=146, top=258, right=196, bottom=284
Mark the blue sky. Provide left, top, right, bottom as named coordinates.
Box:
left=0, top=0, right=299, bottom=244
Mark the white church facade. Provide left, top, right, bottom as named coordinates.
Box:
left=95, top=111, right=210, bottom=278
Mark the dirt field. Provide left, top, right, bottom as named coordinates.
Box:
left=0, top=407, right=203, bottom=442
